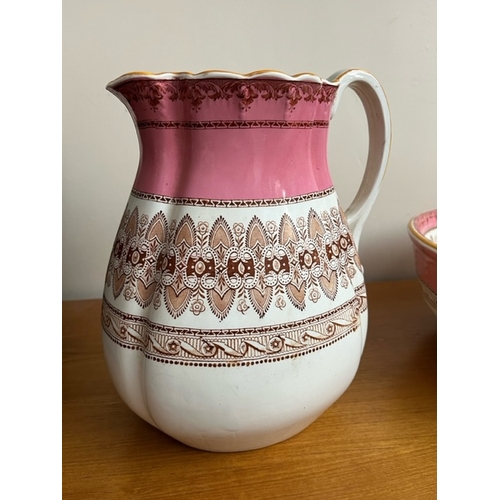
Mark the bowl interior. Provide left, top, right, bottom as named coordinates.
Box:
left=410, top=209, right=437, bottom=249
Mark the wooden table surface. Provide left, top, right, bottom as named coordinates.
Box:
left=63, top=279, right=436, bottom=499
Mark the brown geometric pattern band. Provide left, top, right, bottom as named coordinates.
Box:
left=102, top=283, right=366, bottom=367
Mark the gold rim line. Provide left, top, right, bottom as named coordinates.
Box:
left=407, top=219, right=437, bottom=251
left=106, top=69, right=338, bottom=89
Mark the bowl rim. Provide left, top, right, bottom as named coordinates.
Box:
left=408, top=209, right=437, bottom=251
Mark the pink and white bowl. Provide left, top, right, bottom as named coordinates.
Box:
left=408, top=209, right=437, bottom=314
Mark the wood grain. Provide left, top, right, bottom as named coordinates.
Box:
left=63, top=280, right=436, bottom=499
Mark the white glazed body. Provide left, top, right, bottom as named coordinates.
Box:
left=103, top=323, right=366, bottom=452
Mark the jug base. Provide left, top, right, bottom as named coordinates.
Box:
left=102, top=322, right=365, bottom=452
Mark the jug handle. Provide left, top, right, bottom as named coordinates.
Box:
left=327, top=69, right=391, bottom=247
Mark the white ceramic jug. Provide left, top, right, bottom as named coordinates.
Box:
left=102, top=69, right=391, bottom=451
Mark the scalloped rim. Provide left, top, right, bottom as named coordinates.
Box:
left=408, top=209, right=437, bottom=251
left=107, top=69, right=337, bottom=90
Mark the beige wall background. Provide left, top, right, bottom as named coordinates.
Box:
left=62, top=0, right=436, bottom=300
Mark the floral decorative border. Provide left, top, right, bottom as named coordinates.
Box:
left=102, top=284, right=366, bottom=366
left=116, top=78, right=337, bottom=112
left=105, top=200, right=362, bottom=320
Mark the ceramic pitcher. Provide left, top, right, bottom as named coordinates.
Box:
left=102, top=69, right=391, bottom=452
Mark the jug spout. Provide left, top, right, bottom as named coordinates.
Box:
left=106, top=70, right=338, bottom=201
